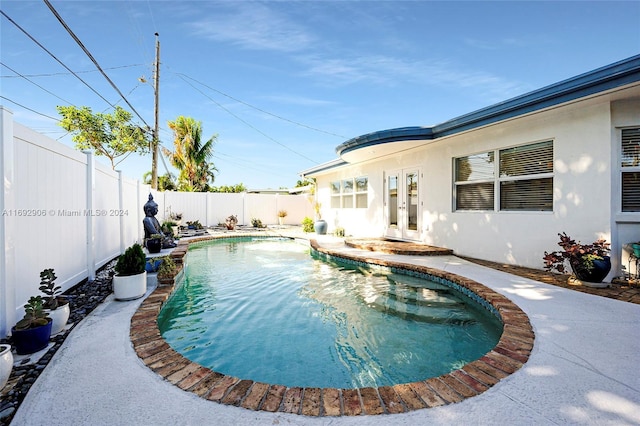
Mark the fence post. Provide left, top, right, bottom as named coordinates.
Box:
left=0, top=106, right=16, bottom=337
left=137, top=180, right=143, bottom=244
left=117, top=170, right=125, bottom=254
left=84, top=151, right=96, bottom=281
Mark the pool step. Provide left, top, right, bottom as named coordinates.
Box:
left=358, top=279, right=475, bottom=325
left=364, top=293, right=476, bottom=325
left=385, top=283, right=462, bottom=307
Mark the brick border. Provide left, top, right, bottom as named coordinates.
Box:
left=130, top=235, right=534, bottom=417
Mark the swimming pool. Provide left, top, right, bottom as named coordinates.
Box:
left=157, top=237, right=502, bottom=389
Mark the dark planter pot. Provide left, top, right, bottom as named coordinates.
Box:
left=146, top=238, right=162, bottom=254
left=314, top=220, right=327, bottom=235
left=570, top=256, right=611, bottom=283
left=11, top=319, right=52, bottom=355
left=145, top=258, right=162, bottom=272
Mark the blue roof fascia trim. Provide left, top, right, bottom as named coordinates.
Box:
left=336, top=126, right=434, bottom=157
left=432, top=55, right=640, bottom=136
left=335, top=55, right=640, bottom=157
left=300, top=158, right=348, bottom=177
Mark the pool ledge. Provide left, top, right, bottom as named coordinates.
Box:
left=130, top=234, right=534, bottom=417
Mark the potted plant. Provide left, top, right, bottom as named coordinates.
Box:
left=0, top=344, right=13, bottom=390
left=225, top=215, right=238, bottom=230
left=145, top=233, right=163, bottom=254
left=156, top=256, right=178, bottom=286
left=277, top=210, right=287, bottom=226
left=543, top=232, right=611, bottom=285
left=113, top=243, right=147, bottom=301
left=11, top=296, right=52, bottom=355
left=168, top=212, right=183, bottom=235
left=251, top=217, right=264, bottom=228
left=313, top=202, right=327, bottom=235
left=39, top=268, right=70, bottom=335
left=186, top=220, right=203, bottom=230
left=145, top=257, right=163, bottom=273
left=161, top=220, right=177, bottom=237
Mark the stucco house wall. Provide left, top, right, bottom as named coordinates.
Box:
left=306, top=57, right=640, bottom=278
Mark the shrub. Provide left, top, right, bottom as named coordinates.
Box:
left=302, top=217, right=314, bottom=233
left=251, top=218, right=264, bottom=228
left=157, top=256, right=177, bottom=280
left=115, top=243, right=146, bottom=276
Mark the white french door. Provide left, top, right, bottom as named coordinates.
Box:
left=385, top=168, right=421, bottom=241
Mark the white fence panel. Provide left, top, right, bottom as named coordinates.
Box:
left=206, top=193, right=245, bottom=226
left=93, top=164, right=122, bottom=267
left=161, top=191, right=208, bottom=226
left=0, top=108, right=155, bottom=337
left=11, top=123, right=89, bottom=319
left=245, top=193, right=277, bottom=225
left=275, top=194, right=313, bottom=225
left=123, top=179, right=145, bottom=248
left=0, top=107, right=312, bottom=337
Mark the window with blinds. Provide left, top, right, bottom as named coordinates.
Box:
left=454, top=140, right=553, bottom=211
left=621, top=128, right=640, bottom=212
left=499, top=140, right=553, bottom=211
left=454, top=152, right=495, bottom=210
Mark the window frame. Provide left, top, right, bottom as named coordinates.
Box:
left=329, top=176, right=368, bottom=209
left=454, top=140, right=554, bottom=212
left=620, top=127, right=640, bottom=213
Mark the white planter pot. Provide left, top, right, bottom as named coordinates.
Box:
left=0, top=344, right=13, bottom=390
left=278, top=217, right=285, bottom=225
left=113, top=271, right=147, bottom=301
left=45, top=303, right=71, bottom=335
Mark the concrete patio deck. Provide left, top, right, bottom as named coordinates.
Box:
left=10, top=232, right=640, bottom=425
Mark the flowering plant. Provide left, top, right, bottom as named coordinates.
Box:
left=543, top=232, right=610, bottom=274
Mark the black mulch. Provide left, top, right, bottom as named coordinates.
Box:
left=0, top=260, right=116, bottom=426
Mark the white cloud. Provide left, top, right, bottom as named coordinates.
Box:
left=188, top=3, right=313, bottom=53
left=299, top=54, right=528, bottom=101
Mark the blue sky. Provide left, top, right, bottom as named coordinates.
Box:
left=1, top=1, right=639, bottom=190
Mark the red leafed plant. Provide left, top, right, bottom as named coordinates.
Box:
left=543, top=232, right=610, bottom=274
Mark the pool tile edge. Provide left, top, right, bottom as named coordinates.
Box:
left=129, top=235, right=535, bottom=417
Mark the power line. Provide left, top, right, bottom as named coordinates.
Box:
left=175, top=71, right=346, bottom=139
left=0, top=64, right=145, bottom=79
left=0, top=9, right=116, bottom=109
left=0, top=95, right=58, bottom=121
left=1, top=61, right=74, bottom=105
left=174, top=72, right=318, bottom=164
left=43, top=0, right=151, bottom=130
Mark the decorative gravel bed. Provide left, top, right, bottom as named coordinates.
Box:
left=0, top=261, right=117, bottom=426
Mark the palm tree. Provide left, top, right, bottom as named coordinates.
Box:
left=163, top=116, right=218, bottom=192
left=143, top=171, right=177, bottom=191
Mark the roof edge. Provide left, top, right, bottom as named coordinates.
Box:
left=334, top=54, right=640, bottom=158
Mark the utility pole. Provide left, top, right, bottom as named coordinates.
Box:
left=151, top=32, right=160, bottom=189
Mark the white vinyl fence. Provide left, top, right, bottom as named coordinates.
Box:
left=0, top=106, right=312, bottom=337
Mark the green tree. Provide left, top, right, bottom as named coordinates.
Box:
left=163, top=116, right=217, bottom=192
left=143, top=171, right=177, bottom=191
left=57, top=105, right=150, bottom=170
left=211, top=183, right=246, bottom=193
left=296, top=178, right=315, bottom=188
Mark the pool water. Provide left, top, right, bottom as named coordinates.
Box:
left=157, top=238, right=502, bottom=389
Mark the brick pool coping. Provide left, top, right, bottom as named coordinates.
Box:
left=130, top=235, right=534, bottom=417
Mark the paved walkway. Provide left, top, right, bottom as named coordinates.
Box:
left=11, top=233, right=640, bottom=425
